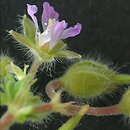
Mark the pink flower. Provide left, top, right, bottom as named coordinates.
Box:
left=27, top=2, right=82, bottom=49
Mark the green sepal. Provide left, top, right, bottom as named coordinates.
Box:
left=22, top=15, right=36, bottom=43
left=7, top=62, right=25, bottom=80
left=112, top=74, right=130, bottom=85
left=50, top=41, right=67, bottom=53
left=53, top=50, right=81, bottom=59
left=69, top=60, right=115, bottom=76
left=61, top=60, right=117, bottom=98
left=58, top=105, right=89, bottom=130
left=9, top=30, right=34, bottom=48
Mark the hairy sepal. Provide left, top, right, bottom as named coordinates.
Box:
left=22, top=15, right=36, bottom=43
left=61, top=60, right=129, bottom=98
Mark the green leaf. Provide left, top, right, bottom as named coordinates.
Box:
left=2, top=74, right=15, bottom=103
left=13, top=79, right=28, bottom=100
left=7, top=62, right=25, bottom=80
left=16, top=106, right=33, bottom=123
left=9, top=30, right=34, bottom=48
left=58, top=105, right=89, bottom=130
left=0, top=56, right=13, bottom=79
left=13, top=76, right=35, bottom=101
left=54, top=50, right=81, bottom=59
left=0, top=93, right=5, bottom=105
left=22, top=15, right=36, bottom=43
left=50, top=41, right=67, bottom=53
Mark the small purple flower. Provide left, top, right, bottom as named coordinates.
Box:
left=27, top=2, right=82, bottom=49
left=42, top=2, right=59, bottom=29
left=27, top=4, right=38, bottom=31
left=50, top=21, right=82, bottom=49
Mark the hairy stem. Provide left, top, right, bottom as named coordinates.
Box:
left=33, top=102, right=76, bottom=116
left=0, top=103, right=122, bottom=130
left=46, top=79, right=63, bottom=99
left=28, top=59, right=41, bottom=76
left=87, top=105, right=122, bottom=116
left=45, top=79, right=123, bottom=116
left=33, top=103, right=53, bottom=113
left=0, top=111, right=16, bottom=130
left=65, top=104, right=123, bottom=116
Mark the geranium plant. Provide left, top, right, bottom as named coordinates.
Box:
left=0, top=2, right=130, bottom=130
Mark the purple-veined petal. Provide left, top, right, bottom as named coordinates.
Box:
left=42, top=2, right=59, bottom=29
left=27, top=4, right=38, bottom=31
left=50, top=20, right=68, bottom=49
left=61, top=23, right=82, bottom=39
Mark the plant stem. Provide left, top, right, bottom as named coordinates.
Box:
left=0, top=103, right=121, bottom=130
left=0, top=111, right=15, bottom=130
left=87, top=105, right=123, bottom=116
left=28, top=59, right=41, bottom=76
left=46, top=79, right=63, bottom=98
left=65, top=104, right=123, bottom=116
left=33, top=103, right=53, bottom=113
left=45, top=79, right=123, bottom=116
left=33, top=102, right=75, bottom=116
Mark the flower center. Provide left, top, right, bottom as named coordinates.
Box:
left=46, top=19, right=56, bottom=32
left=38, top=19, right=56, bottom=51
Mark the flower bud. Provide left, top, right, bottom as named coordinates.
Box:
left=61, top=60, right=130, bottom=98
left=119, top=89, right=130, bottom=116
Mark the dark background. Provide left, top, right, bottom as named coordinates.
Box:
left=0, top=0, right=130, bottom=130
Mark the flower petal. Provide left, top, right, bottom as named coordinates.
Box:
left=39, top=29, right=51, bottom=47
left=42, top=2, right=59, bottom=29
left=50, top=21, right=68, bottom=49
left=27, top=4, right=38, bottom=31
left=61, top=23, right=82, bottom=39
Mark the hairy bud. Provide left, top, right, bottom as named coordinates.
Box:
left=119, top=89, right=130, bottom=116
left=61, top=60, right=130, bottom=98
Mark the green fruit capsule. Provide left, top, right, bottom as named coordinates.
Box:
left=119, top=89, right=130, bottom=116
left=61, top=60, right=130, bottom=98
